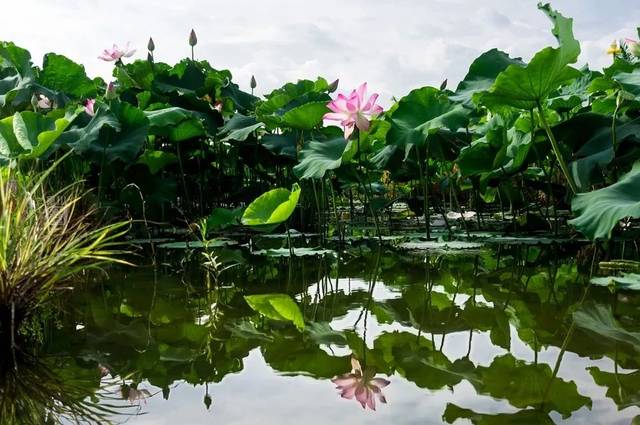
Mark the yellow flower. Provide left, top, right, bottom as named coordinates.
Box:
left=607, top=41, right=622, bottom=56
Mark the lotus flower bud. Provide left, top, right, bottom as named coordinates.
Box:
left=204, top=394, right=212, bottom=410
left=250, top=75, right=257, bottom=89
left=328, top=79, right=339, bottom=93
left=148, top=37, right=155, bottom=52
left=626, top=39, right=640, bottom=57
left=189, top=29, right=198, bottom=47
left=105, top=81, right=117, bottom=100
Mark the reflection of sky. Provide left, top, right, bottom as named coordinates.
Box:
left=117, top=274, right=640, bottom=424
left=5, top=1, right=640, bottom=106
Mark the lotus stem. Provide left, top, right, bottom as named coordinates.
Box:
left=537, top=102, right=578, bottom=194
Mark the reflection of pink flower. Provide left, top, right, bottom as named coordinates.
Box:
left=99, top=43, right=136, bottom=62
left=98, top=364, right=110, bottom=377
left=331, top=357, right=390, bottom=410
left=37, top=95, right=52, bottom=109
left=324, top=82, right=383, bottom=138
left=84, top=99, right=96, bottom=116
left=121, top=385, right=151, bottom=404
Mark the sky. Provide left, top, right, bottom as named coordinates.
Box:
left=4, top=0, right=640, bottom=104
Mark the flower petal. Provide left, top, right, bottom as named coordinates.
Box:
left=371, top=377, right=390, bottom=389
left=355, top=113, right=370, bottom=132
left=324, top=112, right=348, bottom=122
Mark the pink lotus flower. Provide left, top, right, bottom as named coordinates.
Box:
left=626, top=38, right=640, bottom=57
left=84, top=99, right=96, bottom=116
left=213, top=100, right=224, bottom=113
left=98, top=43, right=136, bottom=62
left=324, top=82, right=383, bottom=138
left=331, top=357, right=390, bottom=410
left=37, top=94, right=52, bottom=109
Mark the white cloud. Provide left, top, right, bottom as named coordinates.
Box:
left=4, top=0, right=639, bottom=105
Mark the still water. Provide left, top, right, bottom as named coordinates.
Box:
left=11, top=243, right=640, bottom=424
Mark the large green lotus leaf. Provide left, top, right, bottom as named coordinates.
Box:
left=244, top=294, right=304, bottom=330
left=58, top=104, right=120, bottom=154
left=0, top=111, right=74, bottom=161
left=387, top=86, right=469, bottom=152
left=219, top=113, right=263, bottom=142
left=67, top=101, right=148, bottom=163
left=547, top=69, right=595, bottom=111
left=293, top=137, right=354, bottom=179
left=442, top=403, right=555, bottom=425
left=0, top=42, right=37, bottom=113
left=478, top=4, right=581, bottom=110
left=145, top=107, right=214, bottom=141
left=241, top=183, right=301, bottom=226
left=152, top=60, right=205, bottom=94
left=205, top=206, right=245, bottom=231
left=136, top=149, right=178, bottom=174
left=144, top=107, right=199, bottom=127
left=614, top=68, right=640, bottom=98
left=261, top=133, right=297, bottom=159
left=554, top=114, right=640, bottom=190
left=451, top=48, right=523, bottom=106
left=569, top=161, right=640, bottom=240
left=479, top=48, right=581, bottom=110
left=471, top=353, right=591, bottom=418
left=257, top=79, right=328, bottom=115
left=457, top=122, right=536, bottom=187
left=39, top=53, right=97, bottom=99
left=281, top=101, right=328, bottom=130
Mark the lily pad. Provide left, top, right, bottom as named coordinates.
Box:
left=590, top=274, right=640, bottom=291
left=398, top=241, right=484, bottom=251
left=156, top=239, right=237, bottom=249
left=251, top=247, right=335, bottom=257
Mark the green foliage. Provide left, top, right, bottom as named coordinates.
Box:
left=39, top=53, right=97, bottom=99
left=0, top=159, right=130, bottom=327
left=479, top=3, right=581, bottom=110
left=569, top=161, right=640, bottom=240
left=244, top=293, right=304, bottom=330
left=293, top=137, right=354, bottom=179
left=241, top=183, right=302, bottom=227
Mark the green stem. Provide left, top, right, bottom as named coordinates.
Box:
left=176, top=142, right=191, bottom=210
left=537, top=103, right=578, bottom=194
left=415, top=146, right=431, bottom=239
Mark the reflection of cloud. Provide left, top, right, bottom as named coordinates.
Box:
left=3, top=0, right=639, bottom=106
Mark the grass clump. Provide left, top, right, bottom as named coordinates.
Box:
left=0, top=159, right=130, bottom=334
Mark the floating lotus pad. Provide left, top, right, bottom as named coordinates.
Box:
left=398, top=241, right=484, bottom=250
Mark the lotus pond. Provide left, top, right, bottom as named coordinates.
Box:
left=1, top=239, right=638, bottom=424
left=2, top=2, right=640, bottom=424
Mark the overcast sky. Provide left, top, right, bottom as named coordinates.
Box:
left=5, top=0, right=640, bottom=104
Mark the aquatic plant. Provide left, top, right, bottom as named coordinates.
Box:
left=0, top=158, right=130, bottom=335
